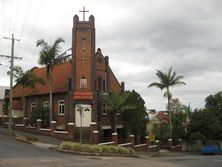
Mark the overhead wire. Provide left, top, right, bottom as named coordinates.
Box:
left=19, top=0, right=34, bottom=40
left=23, top=0, right=44, bottom=54
left=12, top=0, right=20, bottom=34
left=0, top=0, right=4, bottom=55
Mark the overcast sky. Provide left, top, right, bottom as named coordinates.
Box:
left=0, top=0, right=222, bottom=111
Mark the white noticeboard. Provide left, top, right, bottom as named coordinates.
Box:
left=75, top=104, right=92, bottom=127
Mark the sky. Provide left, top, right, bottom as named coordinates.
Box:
left=0, top=0, right=222, bottom=111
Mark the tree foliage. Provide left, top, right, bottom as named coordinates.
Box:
left=187, top=108, right=222, bottom=141
left=103, top=91, right=132, bottom=133
left=8, top=66, right=44, bottom=117
left=148, top=67, right=186, bottom=138
left=172, top=111, right=187, bottom=140
left=122, top=90, right=148, bottom=138
left=30, top=106, right=49, bottom=126
left=36, top=37, right=65, bottom=122
left=205, top=91, right=222, bottom=123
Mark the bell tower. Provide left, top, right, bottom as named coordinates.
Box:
left=72, top=8, right=97, bottom=126
left=72, top=10, right=95, bottom=99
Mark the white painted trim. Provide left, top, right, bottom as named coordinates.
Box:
left=118, top=143, right=131, bottom=147
left=101, top=125, right=111, bottom=129
left=112, top=133, right=118, bottom=136
left=54, top=131, right=68, bottom=134
left=39, top=128, right=51, bottom=131
left=134, top=144, right=146, bottom=148
left=116, top=125, right=123, bottom=128
left=15, top=124, right=24, bottom=127
left=67, top=122, right=74, bottom=125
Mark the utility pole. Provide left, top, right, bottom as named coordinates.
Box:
left=1, top=33, right=21, bottom=134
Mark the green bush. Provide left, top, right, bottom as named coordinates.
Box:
left=30, top=106, right=49, bottom=126
left=59, top=142, right=134, bottom=156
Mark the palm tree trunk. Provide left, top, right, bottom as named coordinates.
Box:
left=111, top=111, right=117, bottom=133
left=167, top=87, right=172, bottom=139
left=22, top=86, right=26, bottom=118
left=49, top=68, right=53, bottom=122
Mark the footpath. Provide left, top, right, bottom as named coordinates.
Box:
left=0, top=127, right=62, bottom=148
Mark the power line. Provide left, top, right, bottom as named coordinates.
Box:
left=19, top=0, right=34, bottom=39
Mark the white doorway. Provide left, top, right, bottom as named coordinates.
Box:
left=75, top=104, right=92, bottom=127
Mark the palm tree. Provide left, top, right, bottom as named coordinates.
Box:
left=36, top=37, right=65, bottom=122
left=104, top=91, right=131, bottom=133
left=9, top=66, right=45, bottom=117
left=148, top=67, right=185, bottom=138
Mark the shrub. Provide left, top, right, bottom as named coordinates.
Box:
left=59, top=142, right=134, bottom=156
left=30, top=106, right=49, bottom=126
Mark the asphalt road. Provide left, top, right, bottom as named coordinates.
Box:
left=0, top=134, right=181, bottom=167
left=1, top=133, right=221, bottom=167
left=156, top=154, right=222, bottom=167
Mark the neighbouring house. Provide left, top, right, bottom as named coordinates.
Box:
left=147, top=111, right=169, bottom=140
left=0, top=86, right=9, bottom=116
left=4, top=12, right=125, bottom=142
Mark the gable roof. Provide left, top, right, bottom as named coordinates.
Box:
left=156, top=111, right=169, bottom=121
left=12, top=61, right=72, bottom=98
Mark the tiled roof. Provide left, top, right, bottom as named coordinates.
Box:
left=156, top=111, right=169, bottom=121
left=12, top=61, right=72, bottom=98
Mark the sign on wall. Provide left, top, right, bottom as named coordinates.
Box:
left=75, top=104, right=92, bottom=127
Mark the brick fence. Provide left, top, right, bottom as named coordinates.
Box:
left=0, top=116, right=182, bottom=152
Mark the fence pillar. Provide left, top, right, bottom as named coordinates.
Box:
left=179, top=138, right=182, bottom=152
left=145, top=136, right=150, bottom=151
left=155, top=140, right=160, bottom=152
left=3, top=115, right=8, bottom=128
left=90, top=122, right=97, bottom=143
left=37, top=119, right=42, bottom=130
left=50, top=121, right=56, bottom=134
left=23, top=117, right=27, bottom=128
left=67, top=122, right=75, bottom=140
left=129, top=134, right=135, bottom=147
left=168, top=138, right=172, bottom=151
left=93, top=130, right=99, bottom=144
left=112, top=133, right=118, bottom=145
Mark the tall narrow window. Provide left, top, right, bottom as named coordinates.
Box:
left=43, top=101, right=49, bottom=109
left=102, top=103, right=107, bottom=115
left=58, top=100, right=65, bottom=115
left=98, top=78, right=102, bottom=91
left=2, top=104, right=5, bottom=113
left=103, top=80, right=106, bottom=92
left=31, top=102, right=36, bottom=112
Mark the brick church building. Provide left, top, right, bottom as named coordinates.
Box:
left=6, top=12, right=125, bottom=142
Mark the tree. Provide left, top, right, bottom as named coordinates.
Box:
left=36, top=37, right=65, bottom=122
left=8, top=66, right=44, bottom=117
left=171, top=111, right=187, bottom=140
left=148, top=67, right=186, bottom=138
left=122, top=90, right=148, bottom=141
left=30, top=106, right=49, bottom=127
left=205, top=91, right=222, bottom=123
left=187, top=108, right=222, bottom=141
left=104, top=91, right=131, bottom=133
left=168, top=98, right=189, bottom=113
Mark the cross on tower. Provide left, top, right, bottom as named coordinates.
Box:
left=79, top=7, right=89, bottom=21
